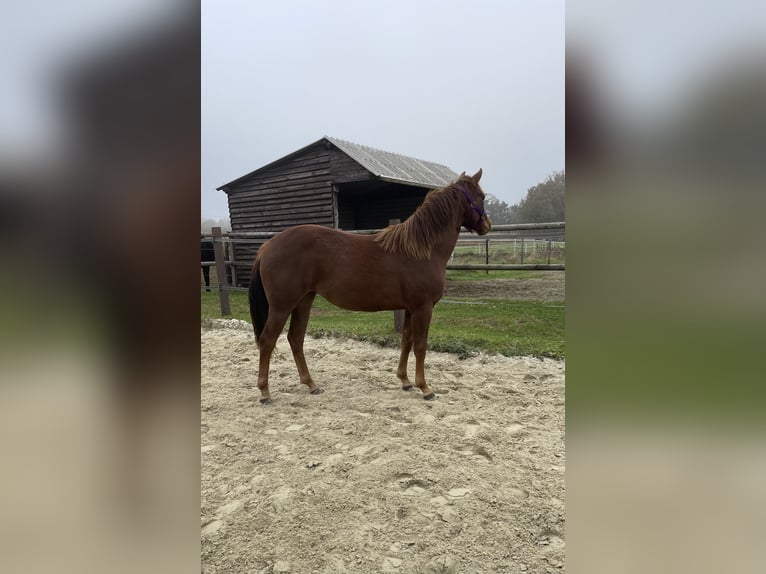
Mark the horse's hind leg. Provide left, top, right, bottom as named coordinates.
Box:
left=256, top=310, right=290, bottom=404
left=287, top=292, right=321, bottom=395
left=397, top=310, right=414, bottom=391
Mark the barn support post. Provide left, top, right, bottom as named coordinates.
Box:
left=390, top=218, right=405, bottom=333
left=331, top=185, right=340, bottom=228
left=212, top=226, right=231, bottom=316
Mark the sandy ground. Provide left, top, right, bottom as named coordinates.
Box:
left=202, top=317, right=565, bottom=574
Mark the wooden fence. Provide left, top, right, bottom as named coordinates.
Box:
left=202, top=222, right=564, bottom=317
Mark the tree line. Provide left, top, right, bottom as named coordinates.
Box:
left=484, top=171, right=564, bottom=225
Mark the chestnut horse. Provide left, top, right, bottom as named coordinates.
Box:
left=249, top=169, right=491, bottom=404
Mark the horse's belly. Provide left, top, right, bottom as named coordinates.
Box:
left=317, top=274, right=440, bottom=312
left=319, top=286, right=399, bottom=312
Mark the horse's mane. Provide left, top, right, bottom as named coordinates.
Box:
left=374, top=181, right=465, bottom=259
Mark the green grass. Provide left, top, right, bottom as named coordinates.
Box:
left=201, top=290, right=564, bottom=360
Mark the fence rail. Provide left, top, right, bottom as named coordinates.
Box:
left=202, top=222, right=564, bottom=316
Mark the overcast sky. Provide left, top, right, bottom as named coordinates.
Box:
left=1, top=1, right=760, bottom=222
left=202, top=0, right=565, bottom=218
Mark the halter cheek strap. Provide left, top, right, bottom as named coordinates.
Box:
left=457, top=185, right=487, bottom=232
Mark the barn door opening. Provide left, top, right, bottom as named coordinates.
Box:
left=336, top=181, right=428, bottom=231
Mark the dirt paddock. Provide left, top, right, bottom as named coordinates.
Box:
left=202, top=316, right=565, bottom=574
left=445, top=271, right=564, bottom=302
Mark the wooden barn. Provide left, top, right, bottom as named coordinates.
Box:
left=217, top=136, right=458, bottom=287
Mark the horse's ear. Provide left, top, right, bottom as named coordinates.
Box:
left=472, top=168, right=483, bottom=183
left=459, top=171, right=466, bottom=178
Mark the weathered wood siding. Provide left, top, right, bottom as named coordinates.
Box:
left=329, top=148, right=373, bottom=184
left=227, top=144, right=333, bottom=231
left=226, top=142, right=334, bottom=286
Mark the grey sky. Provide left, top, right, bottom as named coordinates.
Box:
left=202, top=0, right=565, bottom=218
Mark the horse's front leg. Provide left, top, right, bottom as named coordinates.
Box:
left=396, top=310, right=414, bottom=391
left=410, top=305, right=436, bottom=400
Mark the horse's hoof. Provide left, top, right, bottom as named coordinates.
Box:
left=310, top=388, right=324, bottom=395
left=259, top=398, right=272, bottom=405
left=401, top=385, right=414, bottom=391
left=423, top=393, right=437, bottom=401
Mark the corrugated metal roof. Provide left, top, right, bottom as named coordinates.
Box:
left=326, top=136, right=458, bottom=189
left=217, top=136, right=458, bottom=191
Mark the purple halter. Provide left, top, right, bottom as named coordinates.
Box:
left=457, top=185, right=487, bottom=232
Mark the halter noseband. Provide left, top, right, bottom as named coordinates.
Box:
left=457, top=184, right=487, bottom=232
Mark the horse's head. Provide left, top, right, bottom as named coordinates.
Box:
left=456, top=169, right=492, bottom=235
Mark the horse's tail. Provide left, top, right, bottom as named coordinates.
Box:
left=249, top=253, right=268, bottom=343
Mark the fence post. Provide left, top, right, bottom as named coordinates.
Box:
left=212, top=226, right=231, bottom=316
left=547, top=239, right=552, bottom=265
left=390, top=218, right=404, bottom=333
left=521, top=237, right=525, bottom=264
left=229, top=235, right=237, bottom=287
left=485, top=238, right=489, bottom=275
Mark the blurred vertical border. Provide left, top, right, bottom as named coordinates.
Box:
left=566, top=1, right=766, bottom=573
left=0, top=2, right=200, bottom=573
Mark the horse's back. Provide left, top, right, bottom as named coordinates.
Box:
left=258, top=225, right=387, bottom=306
left=258, top=224, right=442, bottom=311
left=258, top=224, right=369, bottom=282
left=265, top=224, right=370, bottom=256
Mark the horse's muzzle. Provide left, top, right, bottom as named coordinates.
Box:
left=476, top=214, right=492, bottom=235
